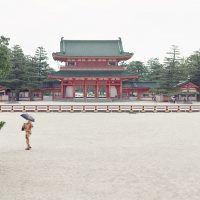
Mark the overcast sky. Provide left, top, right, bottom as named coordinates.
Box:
left=1, top=0, right=200, bottom=69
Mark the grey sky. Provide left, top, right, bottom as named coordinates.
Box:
left=1, top=0, right=200, bottom=69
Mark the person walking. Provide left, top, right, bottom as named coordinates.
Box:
left=170, top=96, right=176, bottom=103
left=22, top=120, right=33, bottom=150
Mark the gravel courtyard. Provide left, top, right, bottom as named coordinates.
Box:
left=0, top=112, right=200, bottom=200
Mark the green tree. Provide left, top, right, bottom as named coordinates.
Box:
left=146, top=58, right=163, bottom=81
left=34, top=47, right=49, bottom=83
left=0, top=36, right=11, bottom=77
left=24, top=56, right=40, bottom=88
left=187, top=50, right=200, bottom=86
left=127, top=61, right=149, bottom=80
left=0, top=121, right=5, bottom=130
left=157, top=45, right=182, bottom=95
left=5, top=45, right=27, bottom=100
left=9, top=45, right=26, bottom=81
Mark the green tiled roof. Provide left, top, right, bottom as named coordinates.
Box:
left=50, top=70, right=133, bottom=77
left=132, top=81, right=158, bottom=88
left=53, top=38, right=133, bottom=57
left=174, top=80, right=189, bottom=87
left=123, top=81, right=158, bottom=88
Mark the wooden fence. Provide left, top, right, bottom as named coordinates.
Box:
left=0, top=105, right=200, bottom=113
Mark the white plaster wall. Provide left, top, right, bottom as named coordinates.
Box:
left=66, top=86, right=73, bottom=97
left=110, top=86, right=117, bottom=97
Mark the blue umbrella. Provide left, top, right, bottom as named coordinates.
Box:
left=20, top=113, right=35, bottom=122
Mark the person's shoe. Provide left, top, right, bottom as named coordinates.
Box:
left=25, top=147, right=30, bottom=150
left=29, top=146, right=32, bottom=149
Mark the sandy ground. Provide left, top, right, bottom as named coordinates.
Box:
left=1, top=112, right=200, bottom=200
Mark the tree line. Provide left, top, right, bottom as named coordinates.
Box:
left=0, top=36, right=55, bottom=90
left=124, top=45, right=200, bottom=95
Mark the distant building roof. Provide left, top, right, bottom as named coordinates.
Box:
left=53, top=38, right=133, bottom=58
left=0, top=85, right=7, bottom=91
left=175, top=80, right=198, bottom=88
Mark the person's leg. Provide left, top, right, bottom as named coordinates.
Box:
left=25, top=133, right=31, bottom=150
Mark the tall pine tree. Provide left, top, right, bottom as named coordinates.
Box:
left=0, top=36, right=11, bottom=78
left=187, top=50, right=200, bottom=86
left=34, top=47, right=49, bottom=84
left=158, top=45, right=182, bottom=95
left=5, top=45, right=27, bottom=100
left=9, top=45, right=26, bottom=83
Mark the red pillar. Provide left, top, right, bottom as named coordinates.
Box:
left=107, top=79, right=110, bottom=98
left=28, top=89, right=31, bottom=100
left=95, top=79, right=99, bottom=99
left=137, top=90, right=141, bottom=100
left=119, top=80, right=122, bottom=98
left=61, top=79, right=64, bottom=98
left=41, top=91, right=43, bottom=100
left=84, top=79, right=87, bottom=98
left=126, top=89, right=130, bottom=99
left=52, top=90, right=55, bottom=100
left=72, top=79, right=75, bottom=98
